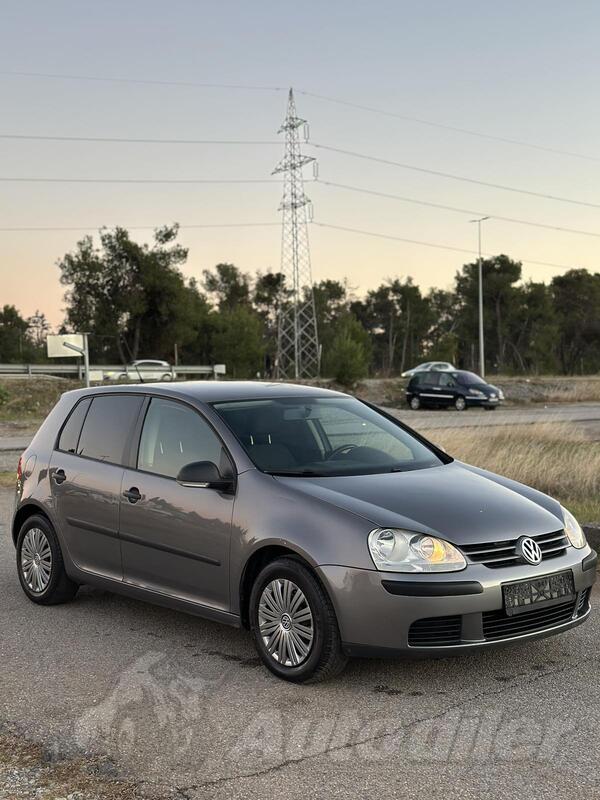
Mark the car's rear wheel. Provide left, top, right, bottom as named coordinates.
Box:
left=161, top=373, right=173, bottom=382
left=409, top=396, right=421, bottom=410
left=454, top=396, right=466, bottom=411
left=16, top=515, right=78, bottom=605
left=249, top=557, right=347, bottom=683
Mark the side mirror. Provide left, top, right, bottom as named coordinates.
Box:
left=176, top=461, right=234, bottom=493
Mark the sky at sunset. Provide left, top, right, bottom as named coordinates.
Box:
left=1, top=0, right=599, bottom=328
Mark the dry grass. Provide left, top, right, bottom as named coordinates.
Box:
left=0, top=378, right=79, bottom=424
left=0, top=471, right=15, bottom=489
left=431, top=422, right=600, bottom=523
left=494, top=376, right=600, bottom=404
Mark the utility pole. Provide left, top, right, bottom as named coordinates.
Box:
left=273, top=88, right=319, bottom=380
left=469, top=217, right=488, bottom=377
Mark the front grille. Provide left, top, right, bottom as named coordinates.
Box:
left=460, top=529, right=569, bottom=569
left=408, top=615, right=462, bottom=647
left=482, top=598, right=577, bottom=641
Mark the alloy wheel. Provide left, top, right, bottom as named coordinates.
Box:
left=21, top=528, right=52, bottom=593
left=258, top=578, right=314, bottom=667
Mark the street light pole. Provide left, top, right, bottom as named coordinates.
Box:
left=469, top=217, right=489, bottom=378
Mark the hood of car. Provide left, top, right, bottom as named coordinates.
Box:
left=274, top=461, right=562, bottom=545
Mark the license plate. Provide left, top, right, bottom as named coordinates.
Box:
left=503, top=571, right=575, bottom=616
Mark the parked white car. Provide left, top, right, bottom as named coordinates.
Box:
left=401, top=361, right=456, bottom=378
left=104, top=360, right=173, bottom=382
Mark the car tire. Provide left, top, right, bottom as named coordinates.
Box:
left=16, top=515, right=78, bottom=605
left=484, top=406, right=496, bottom=411
left=409, top=396, right=421, bottom=410
left=249, top=557, right=347, bottom=684
left=161, top=373, right=173, bottom=382
left=454, top=396, right=467, bottom=411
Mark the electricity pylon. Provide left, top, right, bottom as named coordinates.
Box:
left=273, top=88, right=320, bottom=380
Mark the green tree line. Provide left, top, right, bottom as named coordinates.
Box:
left=2, top=225, right=599, bottom=381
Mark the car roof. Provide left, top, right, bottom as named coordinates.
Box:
left=61, top=380, right=348, bottom=404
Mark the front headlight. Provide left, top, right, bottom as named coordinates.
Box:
left=468, top=389, right=486, bottom=398
left=498, top=389, right=505, bottom=400
left=368, top=528, right=466, bottom=573
left=562, top=506, right=586, bottom=549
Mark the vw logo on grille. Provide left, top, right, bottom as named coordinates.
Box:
left=517, top=536, right=543, bottom=565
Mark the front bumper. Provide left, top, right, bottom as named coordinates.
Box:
left=467, top=395, right=502, bottom=408
left=317, top=547, right=596, bottom=656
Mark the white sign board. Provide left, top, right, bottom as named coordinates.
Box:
left=213, top=364, right=227, bottom=375
left=47, top=334, right=85, bottom=358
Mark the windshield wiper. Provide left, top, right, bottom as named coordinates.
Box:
left=266, top=469, right=324, bottom=477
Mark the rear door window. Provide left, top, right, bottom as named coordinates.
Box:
left=77, top=395, right=144, bottom=464
left=422, top=373, right=439, bottom=387
left=57, top=398, right=92, bottom=453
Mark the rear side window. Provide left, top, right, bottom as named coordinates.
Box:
left=57, top=398, right=91, bottom=453
left=422, top=373, right=439, bottom=387
left=77, top=395, right=144, bottom=464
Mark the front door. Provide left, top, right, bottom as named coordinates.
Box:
left=50, top=393, right=144, bottom=581
left=119, top=397, right=234, bottom=611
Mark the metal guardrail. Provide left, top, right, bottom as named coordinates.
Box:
left=0, top=363, right=225, bottom=379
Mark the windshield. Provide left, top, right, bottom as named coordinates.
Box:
left=212, top=396, right=447, bottom=476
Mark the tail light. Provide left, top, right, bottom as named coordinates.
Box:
left=16, top=455, right=23, bottom=484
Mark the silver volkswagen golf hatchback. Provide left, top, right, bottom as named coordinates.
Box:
left=12, top=382, right=596, bottom=682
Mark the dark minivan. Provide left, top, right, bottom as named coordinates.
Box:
left=406, top=370, right=504, bottom=411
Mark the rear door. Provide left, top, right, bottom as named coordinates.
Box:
left=50, top=393, right=144, bottom=581
left=119, top=397, right=234, bottom=611
left=437, top=372, right=459, bottom=406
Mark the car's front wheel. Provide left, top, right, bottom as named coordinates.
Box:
left=16, top=515, right=78, bottom=605
left=249, top=557, right=347, bottom=683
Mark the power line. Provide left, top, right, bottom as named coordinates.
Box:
left=317, top=180, right=600, bottom=239
left=0, top=177, right=280, bottom=184
left=312, top=221, right=582, bottom=271
left=0, top=222, right=279, bottom=232
left=0, top=70, right=285, bottom=92
left=311, top=143, right=600, bottom=210
left=0, top=133, right=280, bottom=145
left=298, top=90, right=600, bottom=164
left=2, top=71, right=596, bottom=164
left=3, top=144, right=599, bottom=210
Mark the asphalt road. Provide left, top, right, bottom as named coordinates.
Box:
left=1, top=488, right=599, bottom=800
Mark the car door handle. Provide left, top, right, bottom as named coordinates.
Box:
left=53, top=469, right=67, bottom=485
left=123, top=487, right=142, bottom=504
